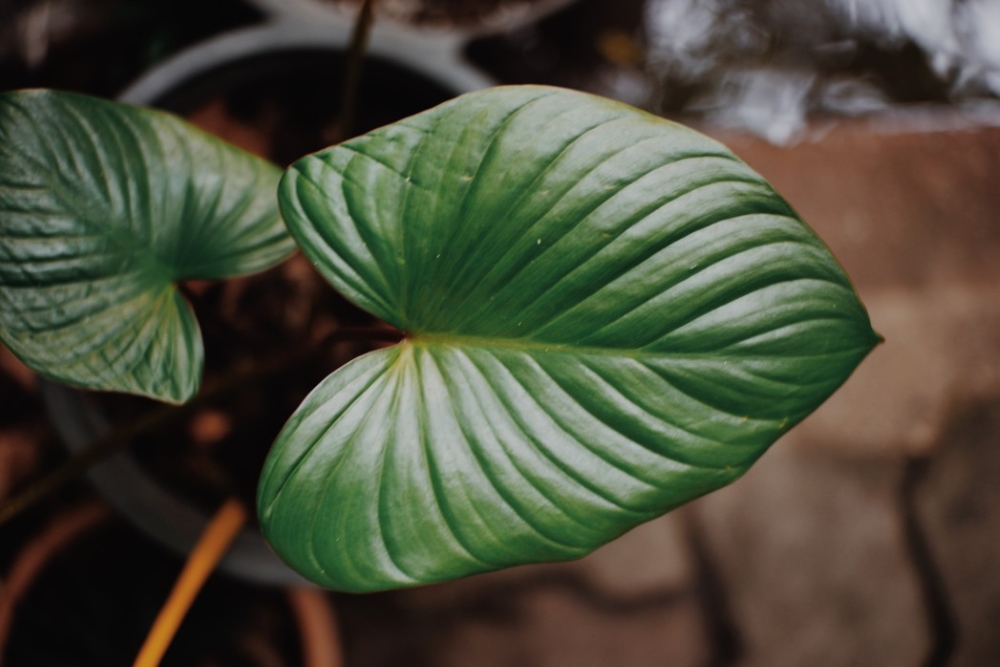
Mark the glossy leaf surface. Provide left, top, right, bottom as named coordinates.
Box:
left=0, top=90, right=293, bottom=403
left=261, top=85, right=879, bottom=591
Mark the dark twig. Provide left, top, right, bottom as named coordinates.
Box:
left=336, top=0, right=377, bottom=142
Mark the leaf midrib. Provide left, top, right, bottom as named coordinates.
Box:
left=405, top=330, right=872, bottom=360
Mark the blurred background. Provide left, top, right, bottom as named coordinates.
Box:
left=1, top=0, right=999, bottom=665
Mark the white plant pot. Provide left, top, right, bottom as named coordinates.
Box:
left=42, top=17, right=495, bottom=587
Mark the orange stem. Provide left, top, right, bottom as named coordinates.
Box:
left=133, top=498, right=247, bottom=667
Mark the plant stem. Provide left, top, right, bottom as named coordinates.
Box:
left=0, top=326, right=401, bottom=527
left=336, top=0, right=377, bottom=142
left=133, top=498, right=247, bottom=667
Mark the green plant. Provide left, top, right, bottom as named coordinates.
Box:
left=0, top=85, right=879, bottom=594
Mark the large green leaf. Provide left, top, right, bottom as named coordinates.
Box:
left=260, top=85, right=879, bottom=592
left=0, top=89, right=294, bottom=403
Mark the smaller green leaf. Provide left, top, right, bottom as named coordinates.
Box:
left=0, top=90, right=294, bottom=403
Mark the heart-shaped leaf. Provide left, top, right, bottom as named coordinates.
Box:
left=260, top=85, right=879, bottom=592
left=0, top=90, right=294, bottom=403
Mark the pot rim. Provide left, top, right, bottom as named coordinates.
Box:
left=120, top=18, right=494, bottom=107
